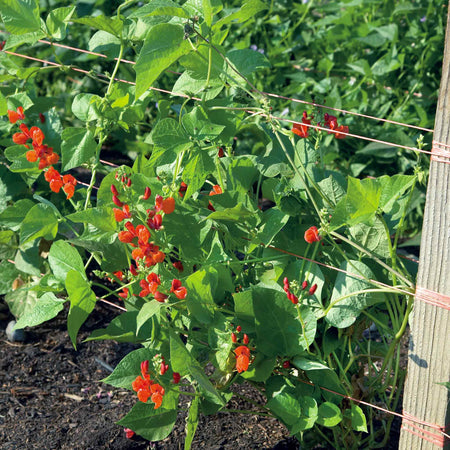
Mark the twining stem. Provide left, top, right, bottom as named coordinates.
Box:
left=106, top=44, right=124, bottom=97
left=84, top=132, right=107, bottom=210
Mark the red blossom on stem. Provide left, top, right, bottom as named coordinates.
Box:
left=170, top=279, right=187, bottom=299
left=7, top=106, right=25, bottom=124
left=304, top=226, right=321, bottom=244
left=234, top=346, right=251, bottom=373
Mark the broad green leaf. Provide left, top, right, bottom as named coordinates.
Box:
left=232, top=290, right=255, bottom=333
left=72, top=15, right=123, bottom=38
left=345, top=177, right=381, bottom=226
left=292, top=357, right=329, bottom=371
left=378, top=174, right=415, bottom=213
left=5, top=285, right=38, bottom=319
left=0, top=0, right=40, bottom=34
left=66, top=207, right=116, bottom=232
left=185, top=268, right=216, bottom=324
left=65, top=270, right=97, bottom=348
left=85, top=311, right=154, bottom=343
left=117, top=402, right=177, bottom=441
left=347, top=404, right=367, bottom=432
left=3, top=29, right=45, bottom=49
left=326, top=260, right=385, bottom=328
left=181, top=107, right=225, bottom=140
left=0, top=199, right=34, bottom=231
left=14, top=241, right=40, bottom=276
left=88, top=30, right=120, bottom=58
left=206, top=203, right=256, bottom=222
left=349, top=217, right=391, bottom=259
left=225, top=49, right=270, bottom=84
left=48, top=240, right=86, bottom=283
left=202, top=0, right=223, bottom=26
left=0, top=259, right=22, bottom=295
left=71, top=93, right=101, bottom=122
left=182, top=152, right=215, bottom=201
left=61, top=128, right=97, bottom=171
left=317, top=402, right=343, bottom=427
left=136, top=301, right=162, bottom=333
left=148, top=118, right=192, bottom=154
left=291, top=396, right=318, bottom=433
left=241, top=354, right=276, bottom=382
left=135, top=24, right=191, bottom=99
left=130, top=0, right=190, bottom=19
left=213, top=0, right=267, bottom=29
left=253, top=286, right=315, bottom=356
left=14, top=292, right=65, bottom=329
left=248, top=208, right=288, bottom=253
left=267, top=388, right=301, bottom=425
left=46, top=6, right=75, bottom=40
left=185, top=397, right=200, bottom=450
left=317, top=173, right=347, bottom=206
left=102, top=347, right=156, bottom=389
left=20, top=203, right=58, bottom=245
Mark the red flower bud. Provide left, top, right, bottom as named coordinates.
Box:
left=218, top=147, right=224, bottom=157
left=282, top=361, right=290, bottom=369
left=129, top=264, right=138, bottom=276
left=127, top=178, right=132, bottom=187
left=111, top=184, right=119, bottom=196
left=124, top=428, right=135, bottom=439
left=160, top=362, right=169, bottom=375
left=283, top=277, right=289, bottom=287
left=143, top=186, right=151, bottom=200
left=236, top=325, right=242, bottom=332
left=112, top=195, right=123, bottom=207
left=39, top=113, right=45, bottom=123
left=172, top=372, right=181, bottom=384
left=308, top=284, right=317, bottom=296
left=141, top=360, right=149, bottom=377
left=302, top=280, right=308, bottom=290
left=243, top=334, right=249, bottom=344
left=231, top=332, right=237, bottom=343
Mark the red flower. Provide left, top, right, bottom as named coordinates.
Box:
left=178, top=182, right=187, bottom=198
left=162, top=197, right=175, bottom=214
left=142, top=186, right=151, bottom=200
left=160, top=361, right=169, bottom=375
left=234, top=346, right=251, bottom=373
left=172, top=261, right=184, bottom=272
left=150, top=383, right=165, bottom=409
left=155, top=195, right=163, bottom=211
left=113, top=271, right=124, bottom=281
left=170, top=279, right=187, bottom=299
left=139, top=272, right=161, bottom=297
left=124, top=428, right=135, bottom=439
left=62, top=174, right=77, bottom=199
left=118, top=287, right=129, bottom=299
left=304, top=226, right=321, bottom=244
left=209, top=185, right=222, bottom=196
left=7, top=107, right=25, bottom=124
left=45, top=166, right=63, bottom=193
left=154, top=291, right=168, bottom=303
left=333, top=125, right=349, bottom=139
left=114, top=204, right=131, bottom=222
left=129, top=264, right=138, bottom=277
left=292, top=111, right=312, bottom=138
left=172, top=372, right=181, bottom=384
left=218, top=147, right=225, bottom=157
left=324, top=113, right=349, bottom=139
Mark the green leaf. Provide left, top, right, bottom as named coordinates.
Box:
left=349, top=217, right=391, bottom=259
left=185, top=268, right=216, bottom=324
left=66, top=207, right=116, bottom=232
left=130, top=0, right=190, bottom=19
left=316, top=402, right=343, bottom=427
left=326, top=260, right=385, bottom=328
left=61, top=128, right=97, bottom=171
left=233, top=290, right=255, bottom=333
left=88, top=30, right=120, bottom=58
left=225, top=49, right=270, bottom=84
left=72, top=15, right=123, bottom=38
left=185, top=397, right=200, bottom=450
left=46, top=6, right=75, bottom=40
left=347, top=404, right=367, bottom=432
left=117, top=403, right=177, bottom=441
left=48, top=240, right=86, bottom=283
left=4, top=145, right=41, bottom=173
left=202, top=0, right=223, bottom=26
left=136, top=301, right=162, bottom=333
left=206, top=203, right=256, bottom=222
left=103, top=347, right=156, bottom=389
left=0, top=198, right=34, bottom=231
left=213, top=0, right=267, bottom=29
left=149, top=118, right=192, bottom=154
left=182, top=151, right=214, bottom=201
left=135, top=24, right=191, bottom=99
left=5, top=285, right=38, bottom=319
left=267, top=388, right=301, bottom=425
left=20, top=203, right=58, bottom=245
left=14, top=292, right=65, bottom=329
left=378, top=174, right=415, bottom=213
left=65, top=270, right=97, bottom=348
left=0, top=90, right=7, bottom=115
left=85, top=311, right=154, bottom=343
left=345, top=177, right=381, bottom=226
left=0, top=0, right=40, bottom=34
left=71, top=93, right=101, bottom=122
left=248, top=208, right=288, bottom=253
left=241, top=354, right=276, bottom=382
left=253, top=286, right=315, bottom=356
left=181, top=107, right=225, bottom=140
left=0, top=259, right=22, bottom=295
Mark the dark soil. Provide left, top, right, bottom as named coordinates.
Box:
left=0, top=303, right=299, bottom=450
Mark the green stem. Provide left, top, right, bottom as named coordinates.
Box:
left=218, top=409, right=273, bottom=418
left=84, top=132, right=107, bottom=210
left=106, top=44, right=124, bottom=97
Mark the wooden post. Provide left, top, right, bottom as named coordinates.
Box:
left=399, top=4, right=450, bottom=449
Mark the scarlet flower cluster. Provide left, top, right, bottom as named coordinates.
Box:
left=292, top=111, right=313, bottom=138
left=118, top=221, right=166, bottom=268
left=324, top=113, right=349, bottom=139
left=44, top=167, right=77, bottom=199
left=131, top=360, right=165, bottom=408
left=234, top=346, right=251, bottom=373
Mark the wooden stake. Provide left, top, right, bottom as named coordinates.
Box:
left=399, top=4, right=450, bottom=449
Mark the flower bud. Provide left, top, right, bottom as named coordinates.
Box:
left=112, top=195, right=123, bottom=207
left=302, top=280, right=308, bottom=290
left=173, top=372, right=181, bottom=384
left=231, top=332, right=237, bottom=343
left=111, top=184, right=119, bottom=196
left=308, top=284, right=317, bottom=295
left=243, top=334, right=249, bottom=344
left=143, top=186, right=151, bottom=200
left=236, top=325, right=242, bottom=332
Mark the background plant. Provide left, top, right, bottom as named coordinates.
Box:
left=0, top=1, right=442, bottom=449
